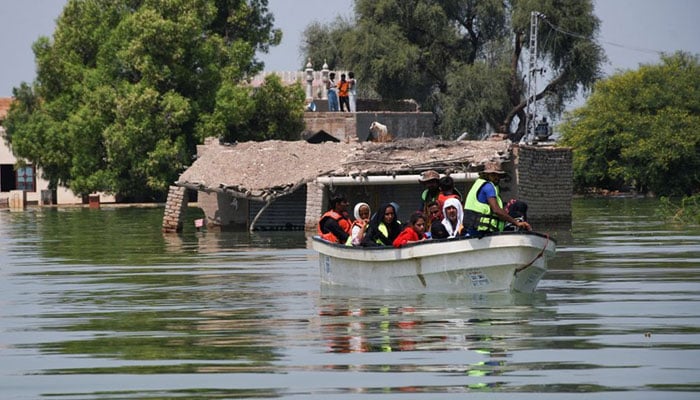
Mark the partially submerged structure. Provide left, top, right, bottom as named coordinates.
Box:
left=163, top=65, right=571, bottom=233
left=163, top=137, right=572, bottom=232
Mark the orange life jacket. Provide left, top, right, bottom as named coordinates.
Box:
left=317, top=210, right=352, bottom=243
left=349, top=219, right=365, bottom=231
left=437, top=193, right=460, bottom=210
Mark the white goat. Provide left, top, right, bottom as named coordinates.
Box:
left=368, top=121, right=394, bottom=143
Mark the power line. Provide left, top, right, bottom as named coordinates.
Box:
left=540, top=16, right=663, bottom=56
left=599, top=40, right=663, bottom=56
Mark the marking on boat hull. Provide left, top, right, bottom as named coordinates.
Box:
left=417, top=273, right=427, bottom=287
left=468, top=270, right=490, bottom=287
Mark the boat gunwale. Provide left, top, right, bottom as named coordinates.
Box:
left=311, top=230, right=556, bottom=252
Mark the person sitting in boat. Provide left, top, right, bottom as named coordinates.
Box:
left=362, top=202, right=402, bottom=246
left=418, top=170, right=440, bottom=215
left=393, top=211, right=429, bottom=248
left=463, top=162, right=531, bottom=235
left=425, top=200, right=442, bottom=233
left=431, top=197, right=465, bottom=239
left=505, top=198, right=528, bottom=220
left=346, top=202, right=371, bottom=246
left=437, top=175, right=462, bottom=208
left=504, top=199, right=529, bottom=231
left=318, top=193, right=352, bottom=244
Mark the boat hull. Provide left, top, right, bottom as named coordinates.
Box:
left=311, top=232, right=555, bottom=293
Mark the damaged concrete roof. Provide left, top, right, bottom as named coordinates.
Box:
left=176, top=138, right=512, bottom=202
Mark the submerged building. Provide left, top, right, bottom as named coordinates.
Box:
left=163, top=134, right=572, bottom=233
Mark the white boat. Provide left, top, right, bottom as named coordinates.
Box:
left=311, top=231, right=556, bottom=293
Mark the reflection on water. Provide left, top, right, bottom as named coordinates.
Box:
left=1, top=199, right=700, bottom=399
left=317, top=292, right=554, bottom=393
left=319, top=291, right=551, bottom=354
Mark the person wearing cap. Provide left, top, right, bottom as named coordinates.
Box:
left=463, top=162, right=531, bottom=234
left=318, top=193, right=352, bottom=243
left=418, top=170, right=440, bottom=215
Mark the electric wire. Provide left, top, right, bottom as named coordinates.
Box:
left=540, top=16, right=663, bottom=56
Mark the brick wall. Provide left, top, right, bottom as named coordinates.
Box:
left=304, top=113, right=358, bottom=142
left=303, top=112, right=434, bottom=142
left=162, top=185, right=187, bottom=233
left=355, top=112, right=434, bottom=140
left=514, top=145, right=573, bottom=224
left=304, top=182, right=325, bottom=230
left=198, top=191, right=249, bottom=230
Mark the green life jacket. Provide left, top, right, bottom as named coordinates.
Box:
left=421, top=188, right=439, bottom=203
left=464, top=178, right=505, bottom=232
left=376, top=222, right=390, bottom=245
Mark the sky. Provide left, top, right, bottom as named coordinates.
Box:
left=1, top=0, right=699, bottom=101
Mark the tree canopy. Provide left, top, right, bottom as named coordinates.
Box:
left=4, top=0, right=305, bottom=201
left=559, top=52, right=700, bottom=196
left=301, top=0, right=604, bottom=139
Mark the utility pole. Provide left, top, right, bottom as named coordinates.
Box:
left=522, top=11, right=543, bottom=144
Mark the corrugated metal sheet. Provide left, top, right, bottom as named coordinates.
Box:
left=248, top=188, right=307, bottom=230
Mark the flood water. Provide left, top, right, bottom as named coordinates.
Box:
left=1, top=199, right=699, bottom=399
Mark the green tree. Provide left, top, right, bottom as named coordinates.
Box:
left=4, top=0, right=305, bottom=201
left=302, top=0, right=603, bottom=139
left=300, top=17, right=354, bottom=72
left=196, top=74, right=305, bottom=142
left=560, top=52, right=700, bottom=196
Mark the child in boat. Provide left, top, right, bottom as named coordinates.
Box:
left=393, top=211, right=429, bottom=248
left=425, top=200, right=442, bottom=233
left=437, top=175, right=462, bottom=207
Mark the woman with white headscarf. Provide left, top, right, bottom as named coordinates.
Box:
left=346, top=202, right=371, bottom=246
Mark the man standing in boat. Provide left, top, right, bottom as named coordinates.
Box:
left=463, top=162, right=531, bottom=235
left=318, top=194, right=352, bottom=243
left=418, top=170, right=440, bottom=214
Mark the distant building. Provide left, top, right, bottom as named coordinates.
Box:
left=0, top=97, right=114, bottom=207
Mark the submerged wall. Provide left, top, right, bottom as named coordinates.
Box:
left=513, top=145, right=573, bottom=224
